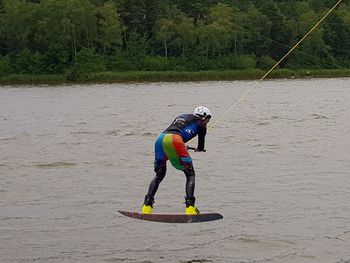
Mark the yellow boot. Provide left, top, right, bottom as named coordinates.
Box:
left=141, top=204, right=153, bottom=214
left=185, top=205, right=200, bottom=215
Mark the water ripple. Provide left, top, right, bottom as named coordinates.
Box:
left=34, top=162, right=78, bottom=168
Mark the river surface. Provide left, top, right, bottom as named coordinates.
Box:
left=1, top=78, right=350, bottom=263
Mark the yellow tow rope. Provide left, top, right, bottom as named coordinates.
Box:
left=208, top=0, right=343, bottom=132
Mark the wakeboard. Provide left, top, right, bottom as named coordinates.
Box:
left=118, top=210, right=223, bottom=223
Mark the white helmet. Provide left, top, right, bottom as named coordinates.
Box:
left=194, top=106, right=211, bottom=119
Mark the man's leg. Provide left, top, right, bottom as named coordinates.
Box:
left=144, top=160, right=167, bottom=207
left=142, top=133, right=167, bottom=214
left=183, top=162, right=197, bottom=209
left=166, top=134, right=199, bottom=214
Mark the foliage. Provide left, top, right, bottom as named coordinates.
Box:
left=0, top=0, right=349, bottom=78
left=0, top=55, right=12, bottom=77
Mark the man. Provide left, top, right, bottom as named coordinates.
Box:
left=141, top=106, right=211, bottom=215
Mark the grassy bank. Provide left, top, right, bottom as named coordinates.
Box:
left=0, top=74, right=66, bottom=85
left=1, top=69, right=350, bottom=85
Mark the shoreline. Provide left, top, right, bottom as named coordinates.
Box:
left=1, top=69, right=350, bottom=85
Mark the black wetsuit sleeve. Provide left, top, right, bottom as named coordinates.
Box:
left=197, top=126, right=206, bottom=151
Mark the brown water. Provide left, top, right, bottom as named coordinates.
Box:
left=1, top=78, right=350, bottom=263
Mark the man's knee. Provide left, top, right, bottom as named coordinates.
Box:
left=154, top=160, right=167, bottom=173
left=154, top=161, right=167, bottom=183
left=183, top=161, right=195, bottom=174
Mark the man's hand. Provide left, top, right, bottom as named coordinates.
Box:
left=186, top=145, right=205, bottom=152
left=194, top=148, right=206, bottom=152
left=187, top=145, right=206, bottom=152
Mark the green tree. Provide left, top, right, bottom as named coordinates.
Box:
left=0, top=0, right=4, bottom=13
left=175, top=17, right=196, bottom=57
left=43, top=43, right=69, bottom=73
left=196, top=3, right=234, bottom=58
left=114, top=0, right=146, bottom=36
left=1, top=0, right=350, bottom=74
left=13, top=49, right=45, bottom=74
left=173, top=0, right=216, bottom=25
left=0, top=0, right=36, bottom=52
left=307, top=0, right=326, bottom=12
left=35, top=0, right=97, bottom=61
left=155, top=18, right=176, bottom=59
left=240, top=4, right=272, bottom=56
left=143, top=0, right=169, bottom=39
left=257, top=0, right=293, bottom=61
left=96, top=2, right=123, bottom=54
left=125, top=32, right=149, bottom=57
left=0, top=55, right=12, bottom=76
left=323, top=11, right=350, bottom=63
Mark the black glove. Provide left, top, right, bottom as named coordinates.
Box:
left=186, top=145, right=206, bottom=152
left=194, top=148, right=206, bottom=152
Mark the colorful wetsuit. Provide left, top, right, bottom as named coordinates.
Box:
left=155, top=114, right=207, bottom=171
left=144, top=113, right=208, bottom=208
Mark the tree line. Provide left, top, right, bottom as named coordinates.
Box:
left=0, top=0, right=349, bottom=78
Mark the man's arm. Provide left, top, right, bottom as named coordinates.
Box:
left=196, top=127, right=206, bottom=151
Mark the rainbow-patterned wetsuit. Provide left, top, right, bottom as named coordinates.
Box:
left=155, top=114, right=207, bottom=171
left=144, top=113, right=208, bottom=208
